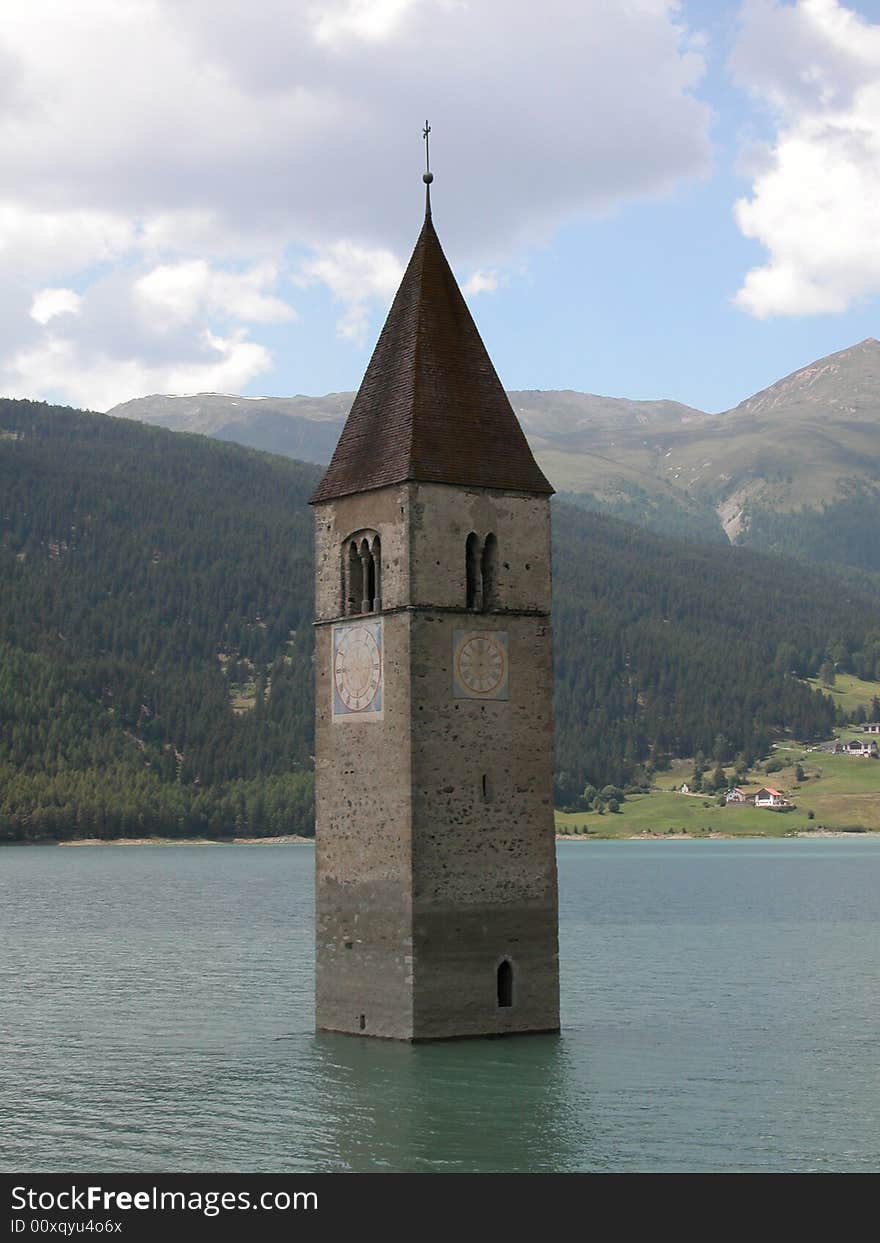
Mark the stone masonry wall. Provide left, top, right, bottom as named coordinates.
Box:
left=314, top=486, right=410, bottom=622
left=313, top=484, right=559, bottom=1040
left=314, top=488, right=415, bottom=1039
left=409, top=609, right=559, bottom=1038
left=408, top=487, right=559, bottom=1038
left=408, top=482, right=552, bottom=614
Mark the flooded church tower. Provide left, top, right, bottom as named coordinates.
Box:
left=310, top=138, right=560, bottom=1040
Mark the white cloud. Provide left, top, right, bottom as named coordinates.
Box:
left=311, top=0, right=420, bottom=46
left=731, top=0, right=880, bottom=317
left=463, top=269, right=499, bottom=297
left=3, top=331, right=271, bottom=412
left=30, top=288, right=83, bottom=325
left=0, top=0, right=711, bottom=405
left=0, top=202, right=133, bottom=281
left=298, top=240, right=404, bottom=342
left=135, top=261, right=296, bottom=328
left=0, top=0, right=711, bottom=252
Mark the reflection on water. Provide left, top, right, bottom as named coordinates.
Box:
left=2, top=840, right=880, bottom=1172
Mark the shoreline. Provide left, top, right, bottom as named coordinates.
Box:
left=3, top=830, right=878, bottom=847
left=44, top=834, right=313, bottom=847
left=556, top=829, right=880, bottom=841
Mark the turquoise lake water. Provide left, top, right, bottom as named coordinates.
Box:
left=2, top=839, right=879, bottom=1172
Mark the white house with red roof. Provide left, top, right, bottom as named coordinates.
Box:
left=754, top=787, right=791, bottom=808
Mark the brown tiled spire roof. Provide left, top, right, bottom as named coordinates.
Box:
left=310, top=211, right=553, bottom=503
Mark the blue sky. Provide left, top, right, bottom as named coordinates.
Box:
left=1, top=0, right=879, bottom=414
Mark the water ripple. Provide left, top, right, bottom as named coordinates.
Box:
left=2, top=840, right=879, bottom=1171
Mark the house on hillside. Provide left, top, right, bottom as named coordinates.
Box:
left=680, top=783, right=690, bottom=794
left=846, top=738, right=879, bottom=757
left=725, top=788, right=748, bottom=804
left=754, top=787, right=792, bottom=809
left=863, top=722, right=880, bottom=735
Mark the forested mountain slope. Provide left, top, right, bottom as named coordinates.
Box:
left=1, top=397, right=877, bottom=838
left=551, top=506, right=879, bottom=800
left=0, top=399, right=316, bottom=839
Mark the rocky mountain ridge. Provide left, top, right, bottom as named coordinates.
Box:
left=107, top=338, right=880, bottom=568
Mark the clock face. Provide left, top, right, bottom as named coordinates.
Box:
left=453, top=630, right=509, bottom=701
left=457, top=635, right=504, bottom=694
left=332, top=621, right=383, bottom=719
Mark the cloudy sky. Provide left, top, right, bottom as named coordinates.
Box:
left=1, top=0, right=879, bottom=413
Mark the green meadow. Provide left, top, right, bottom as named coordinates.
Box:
left=556, top=735, right=880, bottom=838
left=556, top=792, right=801, bottom=838
left=805, top=671, right=880, bottom=715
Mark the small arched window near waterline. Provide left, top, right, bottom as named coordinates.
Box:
left=497, top=959, right=514, bottom=1008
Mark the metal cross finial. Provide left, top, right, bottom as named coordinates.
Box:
left=422, top=120, right=433, bottom=217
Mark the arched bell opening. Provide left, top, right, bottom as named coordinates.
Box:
left=481, top=532, right=498, bottom=612
left=466, top=531, right=481, bottom=610
left=341, top=529, right=381, bottom=615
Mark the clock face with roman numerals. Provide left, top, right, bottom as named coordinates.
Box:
left=332, top=621, right=383, bottom=719
left=453, top=630, right=509, bottom=701
left=457, top=635, right=504, bottom=694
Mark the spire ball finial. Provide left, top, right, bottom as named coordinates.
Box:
left=423, top=170, right=433, bottom=184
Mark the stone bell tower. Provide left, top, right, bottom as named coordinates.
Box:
left=310, top=161, right=559, bottom=1041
